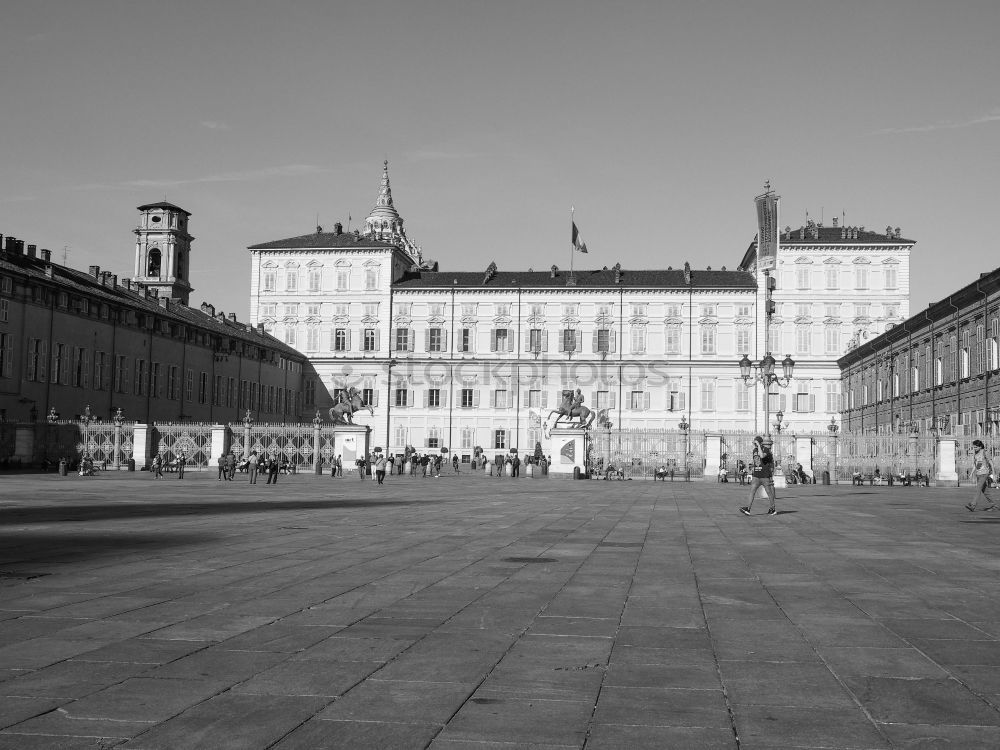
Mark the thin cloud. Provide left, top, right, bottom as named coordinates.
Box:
left=200, top=120, right=232, bottom=131
left=871, top=107, right=1000, bottom=135
left=69, top=164, right=327, bottom=191
left=0, top=194, right=39, bottom=204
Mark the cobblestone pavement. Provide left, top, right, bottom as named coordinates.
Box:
left=2, top=470, right=1000, bottom=749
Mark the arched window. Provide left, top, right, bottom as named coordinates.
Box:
left=147, top=248, right=161, bottom=278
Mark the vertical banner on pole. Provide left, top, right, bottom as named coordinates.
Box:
left=755, top=189, right=780, bottom=272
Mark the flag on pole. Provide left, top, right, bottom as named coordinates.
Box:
left=571, top=220, right=588, bottom=253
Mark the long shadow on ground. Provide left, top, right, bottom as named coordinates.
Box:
left=0, top=499, right=424, bottom=526
left=0, top=531, right=218, bottom=573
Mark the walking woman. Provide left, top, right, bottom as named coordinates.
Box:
left=740, top=436, right=776, bottom=516
left=966, top=439, right=997, bottom=512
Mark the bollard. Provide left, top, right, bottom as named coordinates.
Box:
left=822, top=470, right=830, bottom=485
left=573, top=466, right=581, bottom=480
left=127, top=458, right=136, bottom=472
left=59, top=459, right=68, bottom=476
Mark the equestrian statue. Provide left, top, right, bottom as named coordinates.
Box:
left=328, top=386, right=374, bottom=425
left=543, top=388, right=605, bottom=437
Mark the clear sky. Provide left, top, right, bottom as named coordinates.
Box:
left=1, top=0, right=998, bottom=319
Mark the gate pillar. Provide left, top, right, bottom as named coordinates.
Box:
left=14, top=425, right=35, bottom=464
left=705, top=435, right=722, bottom=480
left=935, top=438, right=959, bottom=487
left=312, top=412, right=323, bottom=475
left=334, top=424, right=370, bottom=469
left=210, top=424, right=229, bottom=467
left=133, top=424, right=153, bottom=470
left=548, top=427, right=587, bottom=479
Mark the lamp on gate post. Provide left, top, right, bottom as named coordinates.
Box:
left=774, top=409, right=787, bottom=434
left=739, top=352, right=795, bottom=448
left=678, top=415, right=690, bottom=479
left=827, top=416, right=839, bottom=435
left=81, top=405, right=95, bottom=462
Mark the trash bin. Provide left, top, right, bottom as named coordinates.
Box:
left=822, top=470, right=831, bottom=485
left=127, top=458, right=136, bottom=472
left=58, top=459, right=68, bottom=476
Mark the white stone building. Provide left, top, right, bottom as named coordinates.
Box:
left=248, top=165, right=914, bottom=458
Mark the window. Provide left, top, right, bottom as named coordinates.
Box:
left=72, top=347, right=86, bottom=387
left=666, top=304, right=682, bottom=318
left=459, top=328, right=473, bottom=353
left=260, top=303, right=277, bottom=318
left=766, top=323, right=781, bottom=353
left=855, top=303, right=870, bottom=318
left=306, top=303, right=321, bottom=317
left=885, top=304, right=899, bottom=319
left=597, top=303, right=612, bottom=318
left=306, top=268, right=321, bottom=291
left=529, top=328, right=544, bottom=353
left=333, top=328, right=348, bottom=351
left=736, top=380, right=750, bottom=411
left=855, top=267, right=869, bottom=289
left=825, top=304, right=840, bottom=318
left=0, top=299, right=7, bottom=323
left=185, top=368, right=194, bottom=402
left=892, top=372, right=899, bottom=398
left=596, top=329, right=610, bottom=353
left=363, top=329, right=377, bottom=352
left=630, top=327, right=646, bottom=354
left=167, top=365, right=179, bottom=399
left=427, top=427, right=440, bottom=449
left=884, top=267, right=897, bottom=289
left=629, top=390, right=645, bottom=410
left=213, top=374, right=222, bottom=406
left=826, top=381, right=840, bottom=413
left=365, top=269, right=378, bottom=290
left=284, top=326, right=296, bottom=346
left=285, top=270, right=298, bottom=291
left=595, top=390, right=610, bottom=409
left=494, top=430, right=507, bottom=449
left=134, top=359, right=146, bottom=396
left=198, top=372, right=208, bottom=404
left=52, top=343, right=65, bottom=385
left=795, top=304, right=810, bottom=318
left=736, top=326, right=751, bottom=355
left=666, top=325, right=681, bottom=355
left=461, top=303, right=477, bottom=317
left=564, top=303, right=580, bottom=317
left=427, top=328, right=443, bottom=352
left=461, top=426, right=474, bottom=450
left=736, top=304, right=752, bottom=317
left=796, top=267, right=810, bottom=289
left=668, top=389, right=686, bottom=412
left=912, top=366, right=919, bottom=392
left=336, top=270, right=349, bottom=290
left=795, top=325, right=811, bottom=355
left=363, top=302, right=379, bottom=318
left=227, top=376, right=236, bottom=407
left=284, top=303, right=299, bottom=318
left=0, top=333, right=11, bottom=378
left=700, top=380, right=715, bottom=411
left=304, top=378, right=315, bottom=407
left=493, top=389, right=509, bottom=408
left=306, top=326, right=320, bottom=351
left=428, top=389, right=441, bottom=408
left=700, top=325, right=716, bottom=355
left=334, top=303, right=350, bottom=318
left=395, top=328, right=410, bottom=352
left=631, top=303, right=647, bottom=317
left=527, top=389, right=541, bottom=408
left=395, top=388, right=408, bottom=407
left=115, top=355, right=129, bottom=393
left=961, top=349, right=970, bottom=379
left=825, top=326, right=840, bottom=355
left=976, top=324, right=985, bottom=375
left=530, top=304, right=545, bottom=317
left=826, top=267, right=839, bottom=289
left=562, top=329, right=577, bottom=353
left=461, top=388, right=476, bottom=408
left=493, top=328, right=510, bottom=352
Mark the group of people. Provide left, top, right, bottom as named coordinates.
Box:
left=149, top=452, right=186, bottom=479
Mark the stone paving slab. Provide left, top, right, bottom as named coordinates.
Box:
left=3, top=472, right=1000, bottom=747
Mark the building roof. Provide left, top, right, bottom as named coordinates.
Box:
left=136, top=201, right=192, bottom=216
left=0, top=250, right=304, bottom=360
left=248, top=230, right=398, bottom=251
left=738, top=224, right=915, bottom=270
left=392, top=267, right=756, bottom=291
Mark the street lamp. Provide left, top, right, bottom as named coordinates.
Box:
left=739, top=352, right=795, bottom=446
left=81, top=405, right=95, bottom=462
left=774, top=409, right=787, bottom=434
left=827, top=416, right=839, bottom=434
left=678, top=416, right=690, bottom=479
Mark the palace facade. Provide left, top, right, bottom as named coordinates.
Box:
left=248, top=164, right=916, bottom=457
left=839, top=266, right=1000, bottom=435
left=0, top=202, right=307, bottom=425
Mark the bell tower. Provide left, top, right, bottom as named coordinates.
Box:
left=133, top=201, right=194, bottom=305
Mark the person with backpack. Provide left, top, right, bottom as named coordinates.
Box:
left=740, top=436, right=776, bottom=516
left=966, top=439, right=997, bottom=511
left=266, top=454, right=280, bottom=485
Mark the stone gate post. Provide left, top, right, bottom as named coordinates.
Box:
left=795, top=436, right=813, bottom=479
left=935, top=438, right=959, bottom=487
left=210, top=424, right=228, bottom=468
left=132, top=424, right=152, bottom=470
left=312, top=411, right=323, bottom=475
left=112, top=408, right=123, bottom=470
left=704, top=434, right=722, bottom=480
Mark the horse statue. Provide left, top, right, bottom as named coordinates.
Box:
left=328, top=387, right=374, bottom=425
left=543, top=389, right=597, bottom=437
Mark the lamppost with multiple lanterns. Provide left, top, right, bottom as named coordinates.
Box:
left=738, top=352, right=795, bottom=447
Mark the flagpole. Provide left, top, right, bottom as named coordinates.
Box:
left=570, top=206, right=575, bottom=280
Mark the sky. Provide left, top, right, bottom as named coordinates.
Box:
left=1, top=0, right=998, bottom=320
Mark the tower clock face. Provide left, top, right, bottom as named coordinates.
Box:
left=151, top=215, right=161, bottom=224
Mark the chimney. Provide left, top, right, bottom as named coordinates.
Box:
left=615, top=262, right=623, bottom=284
left=40, top=248, right=51, bottom=262
left=334, top=222, right=343, bottom=235
left=216, top=312, right=226, bottom=322
left=257, top=322, right=265, bottom=334
left=550, top=265, right=558, bottom=279
left=111, top=274, right=118, bottom=288
left=123, top=279, right=132, bottom=290
left=832, top=217, right=838, bottom=227
left=27, top=244, right=37, bottom=258
left=894, top=227, right=901, bottom=239
left=886, top=225, right=893, bottom=238
left=158, top=296, right=168, bottom=309
left=228, top=313, right=237, bottom=322
left=89, top=265, right=100, bottom=278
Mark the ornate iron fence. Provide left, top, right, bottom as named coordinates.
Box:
left=230, top=422, right=325, bottom=470
left=835, top=433, right=936, bottom=482
left=151, top=423, right=213, bottom=470
left=588, top=429, right=704, bottom=479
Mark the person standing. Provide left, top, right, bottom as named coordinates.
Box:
left=247, top=451, right=259, bottom=485
left=452, top=454, right=460, bottom=474
left=217, top=453, right=226, bottom=481
left=967, top=439, right=997, bottom=511
left=740, top=436, right=776, bottom=516
left=375, top=452, right=387, bottom=485
left=512, top=453, right=521, bottom=478
left=266, top=454, right=279, bottom=485
left=177, top=452, right=186, bottom=479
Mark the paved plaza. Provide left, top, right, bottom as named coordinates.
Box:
left=1, top=471, right=1000, bottom=749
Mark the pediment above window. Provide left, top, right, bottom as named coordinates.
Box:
left=882, top=257, right=900, bottom=265
left=363, top=259, right=381, bottom=268
left=561, top=316, right=581, bottom=326
left=526, top=315, right=545, bottom=326
left=392, top=315, right=411, bottom=325
left=733, top=317, right=753, bottom=325
left=284, top=261, right=300, bottom=268
left=460, top=315, right=477, bottom=325
left=697, top=318, right=717, bottom=326
left=793, top=316, right=812, bottom=324
left=427, top=315, right=447, bottom=325
left=334, top=259, right=352, bottom=268
left=361, top=315, right=379, bottom=325
left=262, top=261, right=278, bottom=269
left=494, top=316, right=513, bottom=326
left=306, top=260, right=324, bottom=267
left=794, top=257, right=813, bottom=264
left=823, top=257, right=842, bottom=264
left=663, top=317, right=683, bottom=325
left=823, top=317, right=841, bottom=325
left=852, top=256, right=871, bottom=264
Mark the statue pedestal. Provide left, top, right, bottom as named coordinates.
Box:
left=333, top=424, right=371, bottom=468
left=548, top=427, right=587, bottom=479
left=936, top=438, right=959, bottom=487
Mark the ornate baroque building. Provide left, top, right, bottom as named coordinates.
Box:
left=0, top=203, right=307, bottom=425
left=839, top=266, right=1000, bottom=435
left=248, top=165, right=914, bottom=458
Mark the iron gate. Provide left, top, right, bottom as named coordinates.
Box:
left=588, top=429, right=704, bottom=479
left=230, top=423, right=325, bottom=470
left=151, top=423, right=213, bottom=470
